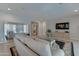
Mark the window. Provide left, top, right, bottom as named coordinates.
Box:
left=13, top=25, right=16, bottom=33
left=24, top=24, right=29, bottom=33
left=4, top=24, right=29, bottom=35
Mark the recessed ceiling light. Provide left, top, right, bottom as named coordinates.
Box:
left=8, top=8, right=12, bottom=10
left=74, top=10, right=78, bottom=12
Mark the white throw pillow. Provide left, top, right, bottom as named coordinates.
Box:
left=52, top=42, right=60, bottom=49
left=50, top=40, right=56, bottom=47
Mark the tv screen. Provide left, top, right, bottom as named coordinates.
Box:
left=56, top=22, right=69, bottom=29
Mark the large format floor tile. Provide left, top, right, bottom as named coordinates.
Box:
left=0, top=43, right=11, bottom=56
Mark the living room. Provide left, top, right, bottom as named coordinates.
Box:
left=0, top=3, right=79, bottom=56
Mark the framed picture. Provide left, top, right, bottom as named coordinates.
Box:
left=31, top=21, right=38, bottom=39
left=56, top=22, right=69, bottom=29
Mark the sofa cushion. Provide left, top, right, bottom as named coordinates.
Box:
left=51, top=48, right=65, bottom=56
left=27, top=39, right=52, bottom=56
left=14, top=38, right=38, bottom=56
left=63, top=42, right=71, bottom=56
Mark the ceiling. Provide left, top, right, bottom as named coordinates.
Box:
left=0, top=3, right=79, bottom=23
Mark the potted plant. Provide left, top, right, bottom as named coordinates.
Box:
left=46, top=29, right=52, bottom=37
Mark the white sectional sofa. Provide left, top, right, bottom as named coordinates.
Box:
left=14, top=34, right=65, bottom=56
left=72, top=41, right=79, bottom=56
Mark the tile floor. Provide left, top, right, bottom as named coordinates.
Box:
left=0, top=43, right=11, bottom=56
left=0, top=39, right=14, bottom=56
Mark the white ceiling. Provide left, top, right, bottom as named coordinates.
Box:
left=0, top=3, right=79, bottom=23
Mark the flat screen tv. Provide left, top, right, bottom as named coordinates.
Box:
left=56, top=22, right=69, bottom=29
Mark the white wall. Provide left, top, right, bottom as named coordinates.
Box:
left=0, top=22, right=4, bottom=42
left=1, top=11, right=79, bottom=42
left=48, top=14, right=79, bottom=41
